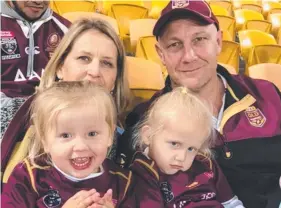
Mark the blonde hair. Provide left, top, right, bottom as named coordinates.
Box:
left=39, top=18, right=130, bottom=117
left=29, top=81, right=117, bottom=166
left=133, top=87, right=215, bottom=157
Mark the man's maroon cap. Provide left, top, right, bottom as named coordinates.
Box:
left=153, top=0, right=220, bottom=39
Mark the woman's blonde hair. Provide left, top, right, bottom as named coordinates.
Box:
left=29, top=81, right=117, bottom=166
left=39, top=18, right=130, bottom=117
left=133, top=87, right=215, bottom=157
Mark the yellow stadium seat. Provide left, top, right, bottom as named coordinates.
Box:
left=216, top=15, right=236, bottom=41
left=247, top=45, right=281, bottom=69
left=277, top=26, right=281, bottom=44
left=267, top=13, right=281, bottom=37
left=149, top=0, right=170, bottom=19
left=126, top=56, right=165, bottom=103
left=209, top=0, right=233, bottom=16
left=234, top=9, right=272, bottom=32
left=62, top=12, right=120, bottom=35
left=135, top=36, right=166, bottom=76
left=50, top=0, right=96, bottom=15
left=218, top=63, right=238, bottom=74
left=233, top=0, right=262, bottom=13
left=238, top=30, right=277, bottom=69
left=110, top=4, right=148, bottom=53
left=210, top=4, right=230, bottom=16
left=101, top=0, right=144, bottom=15
left=263, top=2, right=281, bottom=17
left=129, top=19, right=157, bottom=53
left=248, top=63, right=281, bottom=90
left=218, top=40, right=240, bottom=72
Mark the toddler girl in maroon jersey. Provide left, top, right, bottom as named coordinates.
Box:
left=2, top=82, right=131, bottom=208
left=130, top=87, right=244, bottom=208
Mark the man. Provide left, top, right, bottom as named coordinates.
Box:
left=1, top=0, right=70, bottom=137
left=118, top=0, right=281, bottom=207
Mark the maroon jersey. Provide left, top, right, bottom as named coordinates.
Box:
left=1, top=2, right=71, bottom=97
left=1, top=158, right=132, bottom=208
left=130, top=152, right=235, bottom=208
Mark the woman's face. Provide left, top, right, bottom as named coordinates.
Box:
left=57, top=29, right=118, bottom=92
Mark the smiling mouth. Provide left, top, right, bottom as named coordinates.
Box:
left=71, top=157, right=92, bottom=170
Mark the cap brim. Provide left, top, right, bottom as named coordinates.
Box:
left=153, top=8, right=215, bottom=38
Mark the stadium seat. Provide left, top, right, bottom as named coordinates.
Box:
left=263, top=2, right=281, bottom=18
left=62, top=12, right=120, bottom=35
left=277, top=26, right=281, bottom=44
left=135, top=36, right=166, bottom=76
left=126, top=56, right=165, bottom=104
left=216, top=15, right=236, bottom=41
left=209, top=0, right=233, bottom=16
left=210, top=4, right=230, bottom=16
left=234, top=9, right=272, bottom=32
left=218, top=63, right=238, bottom=74
left=50, top=0, right=97, bottom=15
left=267, top=13, right=281, bottom=37
left=233, top=0, right=262, bottom=13
left=129, top=19, right=157, bottom=53
left=101, top=0, right=144, bottom=15
left=149, top=0, right=170, bottom=19
left=248, top=63, right=281, bottom=90
left=218, top=40, right=240, bottom=72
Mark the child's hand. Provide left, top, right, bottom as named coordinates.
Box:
left=88, top=189, right=115, bottom=208
left=62, top=189, right=101, bottom=208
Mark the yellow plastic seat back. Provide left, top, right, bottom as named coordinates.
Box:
left=110, top=4, right=148, bottom=38
left=245, top=20, right=272, bottom=33
left=101, top=0, right=144, bottom=15
left=2, top=126, right=34, bottom=184
left=50, top=0, right=96, bottom=15
left=238, top=30, right=277, bottom=63
left=233, top=0, right=262, bottom=12
left=126, top=56, right=165, bottom=103
left=234, top=9, right=266, bottom=31
left=210, top=4, right=229, bottom=16
left=267, top=13, right=281, bottom=37
left=209, top=1, right=233, bottom=16
left=149, top=0, right=170, bottom=19
left=62, top=12, right=120, bottom=35
left=263, top=2, right=281, bottom=17
left=248, top=63, right=281, bottom=90
left=129, top=19, right=157, bottom=53
left=247, top=45, right=281, bottom=68
left=218, top=40, right=240, bottom=72
left=216, top=15, right=236, bottom=41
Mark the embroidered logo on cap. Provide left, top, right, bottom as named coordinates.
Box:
left=43, top=189, right=62, bottom=208
left=245, top=106, right=266, bottom=128
left=160, top=181, right=174, bottom=203
left=172, top=0, right=189, bottom=9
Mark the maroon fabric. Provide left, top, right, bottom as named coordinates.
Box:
left=1, top=158, right=131, bottom=208
left=153, top=0, right=219, bottom=38
left=1, top=12, right=71, bottom=97
left=130, top=152, right=234, bottom=208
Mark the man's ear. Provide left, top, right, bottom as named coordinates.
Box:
left=216, top=30, right=223, bottom=55
left=155, top=42, right=166, bottom=66
left=141, top=125, right=152, bottom=145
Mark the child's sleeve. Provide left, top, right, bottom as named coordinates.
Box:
left=212, top=159, right=245, bottom=208
left=1, top=161, right=37, bottom=208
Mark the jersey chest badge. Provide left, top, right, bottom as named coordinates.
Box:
left=245, top=106, right=266, bottom=127
left=43, top=189, right=62, bottom=208
left=1, top=31, right=21, bottom=60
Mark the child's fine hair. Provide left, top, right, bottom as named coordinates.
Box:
left=28, top=81, right=117, bottom=166
left=133, top=87, right=216, bottom=157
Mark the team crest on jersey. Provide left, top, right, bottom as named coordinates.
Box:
left=172, top=0, right=189, bottom=9
left=46, top=33, right=61, bottom=58
left=160, top=181, right=174, bottom=203
left=1, top=31, right=21, bottom=60
left=245, top=106, right=266, bottom=128
left=43, top=189, right=62, bottom=208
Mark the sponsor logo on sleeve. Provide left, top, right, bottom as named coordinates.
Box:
left=245, top=106, right=266, bottom=127
left=160, top=181, right=174, bottom=203
left=1, top=31, right=21, bottom=60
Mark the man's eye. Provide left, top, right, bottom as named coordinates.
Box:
left=168, top=42, right=181, bottom=48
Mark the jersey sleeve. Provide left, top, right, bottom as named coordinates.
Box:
left=1, top=160, right=38, bottom=208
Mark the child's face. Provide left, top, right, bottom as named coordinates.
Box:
left=144, top=114, right=209, bottom=175
left=44, top=105, right=112, bottom=178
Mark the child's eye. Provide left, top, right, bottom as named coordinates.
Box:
left=88, top=131, right=97, bottom=137
left=187, top=147, right=196, bottom=152
left=60, top=133, right=71, bottom=139
left=170, top=141, right=181, bottom=148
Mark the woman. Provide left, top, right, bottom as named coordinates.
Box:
left=1, top=18, right=131, bottom=186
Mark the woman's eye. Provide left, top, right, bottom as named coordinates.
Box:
left=78, top=56, right=90, bottom=62
left=88, top=131, right=97, bottom=137
left=101, top=60, right=113, bottom=67
left=60, top=133, right=71, bottom=139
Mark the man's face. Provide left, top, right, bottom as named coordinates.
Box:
left=156, top=18, right=222, bottom=92
left=10, top=1, right=50, bottom=21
